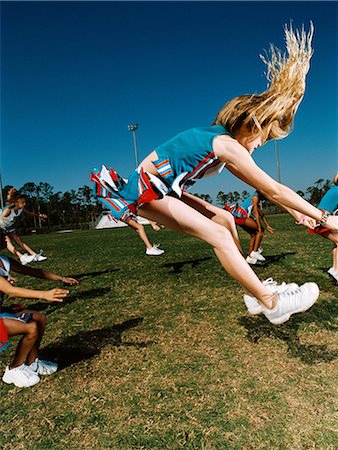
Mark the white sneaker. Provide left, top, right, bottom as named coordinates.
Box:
left=33, top=250, right=47, bottom=262
left=34, top=254, right=47, bottom=262
left=244, top=278, right=299, bottom=315
left=258, top=247, right=263, bottom=254
left=2, top=364, right=40, bottom=387
left=28, top=358, right=58, bottom=376
left=327, top=267, right=338, bottom=282
left=146, top=246, right=164, bottom=256
left=250, top=251, right=266, bottom=262
left=246, top=255, right=258, bottom=265
left=262, top=282, right=319, bottom=325
left=20, top=253, right=36, bottom=265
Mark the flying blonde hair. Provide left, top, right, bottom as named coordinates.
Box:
left=213, top=22, right=314, bottom=143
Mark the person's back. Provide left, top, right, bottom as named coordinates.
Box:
left=317, top=185, right=338, bottom=214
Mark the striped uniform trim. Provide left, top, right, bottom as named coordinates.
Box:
left=177, top=152, right=221, bottom=191
left=225, top=203, right=238, bottom=214
left=154, top=159, right=173, bottom=178
left=90, top=171, right=113, bottom=198
left=183, top=152, right=219, bottom=181
left=138, top=170, right=150, bottom=195
left=233, top=206, right=249, bottom=219
left=103, top=197, right=129, bottom=212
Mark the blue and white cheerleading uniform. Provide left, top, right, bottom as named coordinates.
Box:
left=0, top=206, right=23, bottom=233
left=90, top=126, right=231, bottom=220
left=309, top=185, right=338, bottom=235
left=317, top=185, right=338, bottom=215
left=0, top=256, right=32, bottom=353
left=232, top=192, right=259, bottom=219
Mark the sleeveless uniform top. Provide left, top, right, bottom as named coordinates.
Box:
left=90, top=125, right=232, bottom=221
left=0, top=206, right=23, bottom=231
left=152, top=125, right=231, bottom=195
left=317, top=185, right=338, bottom=214
left=231, top=192, right=259, bottom=219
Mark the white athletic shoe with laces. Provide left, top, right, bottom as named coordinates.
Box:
left=146, top=245, right=164, bottom=256
left=27, top=358, right=58, bottom=376
left=262, top=282, right=319, bottom=325
left=250, top=251, right=266, bottom=262
left=20, top=253, right=36, bottom=266
left=244, top=278, right=299, bottom=315
left=2, top=364, right=40, bottom=387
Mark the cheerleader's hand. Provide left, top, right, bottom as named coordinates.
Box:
left=7, top=275, right=18, bottom=285
left=61, top=277, right=79, bottom=286
left=295, top=215, right=315, bottom=229
left=267, top=225, right=275, bottom=234
left=302, top=217, right=317, bottom=229
left=44, top=288, right=69, bottom=302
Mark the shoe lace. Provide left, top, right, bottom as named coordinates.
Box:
left=263, top=279, right=299, bottom=292
left=274, top=284, right=303, bottom=315
left=274, top=283, right=300, bottom=295
left=263, top=277, right=275, bottom=283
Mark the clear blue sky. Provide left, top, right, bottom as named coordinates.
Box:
left=1, top=1, right=337, bottom=200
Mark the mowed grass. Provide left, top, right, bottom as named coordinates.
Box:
left=0, top=214, right=337, bottom=449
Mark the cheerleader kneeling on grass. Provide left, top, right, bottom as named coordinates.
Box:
left=91, top=23, right=338, bottom=325
left=297, top=173, right=338, bottom=283
left=0, top=188, right=48, bottom=265
left=0, top=249, right=78, bottom=388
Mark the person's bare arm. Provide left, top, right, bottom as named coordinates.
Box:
left=252, top=196, right=275, bottom=234
left=213, top=136, right=338, bottom=231
left=251, top=196, right=263, bottom=231
left=23, top=208, right=47, bottom=220
left=0, top=277, right=68, bottom=302
left=9, top=258, right=79, bottom=285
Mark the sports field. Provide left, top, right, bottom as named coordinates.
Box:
left=1, top=214, right=337, bottom=449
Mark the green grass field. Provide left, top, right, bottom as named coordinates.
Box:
left=0, top=214, right=337, bottom=449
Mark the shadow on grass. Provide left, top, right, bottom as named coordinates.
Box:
left=319, top=267, right=338, bottom=286
left=25, top=287, right=112, bottom=313
left=162, top=257, right=212, bottom=273
left=249, top=252, right=296, bottom=268
left=239, top=298, right=338, bottom=364
left=40, top=317, right=152, bottom=369
left=70, top=268, right=120, bottom=280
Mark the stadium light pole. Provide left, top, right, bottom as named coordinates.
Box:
left=128, top=123, right=139, bottom=167
left=274, top=140, right=281, bottom=183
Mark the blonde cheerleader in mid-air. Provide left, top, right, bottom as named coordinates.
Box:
left=91, top=23, right=338, bottom=325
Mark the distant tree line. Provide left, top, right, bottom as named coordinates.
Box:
left=193, top=178, right=334, bottom=213
left=1, top=178, right=334, bottom=233
left=2, top=182, right=102, bottom=233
